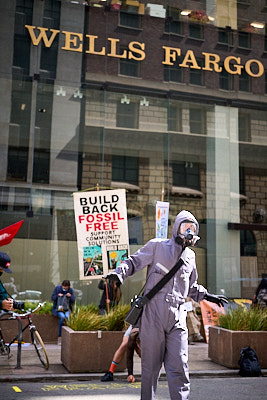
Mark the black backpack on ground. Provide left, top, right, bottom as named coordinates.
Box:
left=238, top=346, right=262, bottom=377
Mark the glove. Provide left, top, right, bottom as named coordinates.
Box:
left=102, top=273, right=123, bottom=284
left=204, top=293, right=228, bottom=307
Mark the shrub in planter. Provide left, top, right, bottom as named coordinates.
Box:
left=61, top=304, right=131, bottom=373
left=209, top=306, right=267, bottom=368
left=67, top=303, right=130, bottom=332
left=217, top=306, right=267, bottom=331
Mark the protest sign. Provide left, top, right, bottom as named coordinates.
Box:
left=156, top=201, right=169, bottom=239
left=200, top=298, right=252, bottom=343
left=73, top=189, right=129, bottom=280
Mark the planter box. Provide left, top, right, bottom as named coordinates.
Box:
left=208, top=326, right=267, bottom=368
left=61, top=326, right=127, bottom=373
left=0, top=314, right=59, bottom=344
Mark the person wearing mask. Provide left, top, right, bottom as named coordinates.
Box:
left=106, top=210, right=228, bottom=400
left=51, top=279, right=75, bottom=344
left=0, top=251, right=14, bottom=312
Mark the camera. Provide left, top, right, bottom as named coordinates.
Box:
left=13, top=301, right=25, bottom=311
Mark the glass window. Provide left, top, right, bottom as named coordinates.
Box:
left=239, top=69, right=251, bottom=92
left=165, top=20, right=183, bottom=35
left=219, top=67, right=233, bottom=90
left=33, top=150, right=50, bottom=184
left=239, top=167, right=245, bottom=195
left=189, top=23, right=204, bottom=39
left=190, top=59, right=204, bottom=86
left=163, top=57, right=183, bottom=83
left=218, top=28, right=233, bottom=45
left=40, top=0, right=60, bottom=78
left=189, top=108, right=206, bottom=134
left=112, top=155, right=139, bottom=185
left=172, top=161, right=200, bottom=190
left=168, top=105, right=182, bottom=132
left=116, top=100, right=139, bottom=129
left=165, top=7, right=183, bottom=35
left=8, top=79, right=32, bottom=181
left=240, top=230, right=257, bottom=257
left=238, top=113, right=251, bottom=142
left=7, top=148, right=28, bottom=181
left=119, top=12, right=141, bottom=29
left=238, top=31, right=251, bottom=48
left=237, top=0, right=251, bottom=6
left=119, top=47, right=140, bottom=77
left=13, top=1, right=33, bottom=73
left=265, top=71, right=267, bottom=94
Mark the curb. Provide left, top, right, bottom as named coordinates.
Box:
left=0, top=370, right=255, bottom=383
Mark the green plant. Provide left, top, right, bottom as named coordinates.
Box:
left=217, top=306, right=267, bottom=331
left=35, top=301, right=53, bottom=315
left=20, top=301, right=53, bottom=314
left=67, top=303, right=130, bottom=331
left=103, top=304, right=130, bottom=331
left=74, top=303, right=99, bottom=314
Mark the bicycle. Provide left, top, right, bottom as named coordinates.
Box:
left=0, top=302, right=49, bottom=369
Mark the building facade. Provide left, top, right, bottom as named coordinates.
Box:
left=0, top=0, right=266, bottom=305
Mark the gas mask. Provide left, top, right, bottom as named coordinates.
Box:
left=176, top=221, right=200, bottom=248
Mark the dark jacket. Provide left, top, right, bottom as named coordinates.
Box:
left=98, top=280, right=117, bottom=310
left=0, top=280, right=8, bottom=310
left=51, top=285, right=75, bottom=316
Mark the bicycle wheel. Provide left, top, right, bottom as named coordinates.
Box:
left=31, top=329, right=49, bottom=369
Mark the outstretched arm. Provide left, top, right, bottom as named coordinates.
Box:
left=204, top=292, right=228, bottom=307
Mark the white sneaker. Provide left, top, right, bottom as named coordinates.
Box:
left=57, top=337, right=61, bottom=345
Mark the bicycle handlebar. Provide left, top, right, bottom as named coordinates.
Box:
left=0, top=302, right=46, bottom=319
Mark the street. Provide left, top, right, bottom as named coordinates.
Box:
left=0, top=377, right=266, bottom=399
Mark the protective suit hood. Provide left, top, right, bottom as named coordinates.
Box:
left=171, top=210, right=199, bottom=243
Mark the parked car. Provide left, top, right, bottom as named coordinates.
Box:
left=12, top=290, right=42, bottom=303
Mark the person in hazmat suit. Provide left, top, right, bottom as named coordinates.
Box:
left=106, top=210, right=228, bottom=400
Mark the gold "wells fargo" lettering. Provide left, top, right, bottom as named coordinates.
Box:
left=25, top=25, right=264, bottom=78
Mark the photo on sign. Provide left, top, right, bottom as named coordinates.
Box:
left=83, top=245, right=103, bottom=277
left=107, top=248, right=128, bottom=270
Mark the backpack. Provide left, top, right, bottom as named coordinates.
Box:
left=57, top=294, right=70, bottom=312
left=238, top=346, right=262, bottom=377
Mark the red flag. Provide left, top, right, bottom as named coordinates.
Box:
left=0, top=220, right=24, bottom=247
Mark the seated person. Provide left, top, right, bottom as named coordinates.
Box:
left=51, top=280, right=75, bottom=343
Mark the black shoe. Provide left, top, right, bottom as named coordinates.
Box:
left=101, top=371, right=113, bottom=382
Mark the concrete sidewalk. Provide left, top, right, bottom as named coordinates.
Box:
left=0, top=341, right=253, bottom=382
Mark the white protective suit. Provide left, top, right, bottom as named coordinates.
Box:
left=113, top=210, right=207, bottom=400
